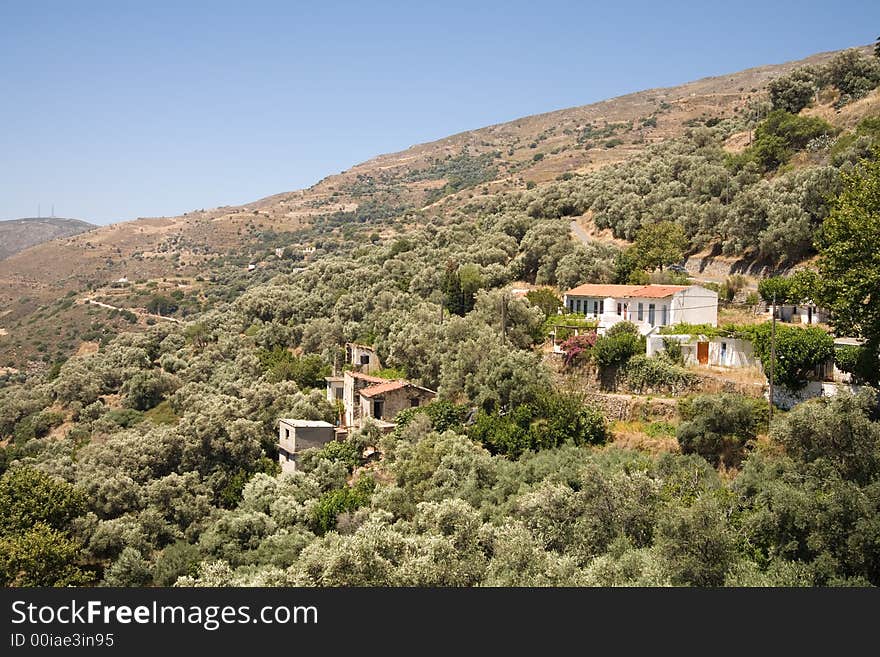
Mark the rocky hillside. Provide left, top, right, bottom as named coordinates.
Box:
left=0, top=217, right=95, bottom=260
left=0, top=47, right=867, bottom=306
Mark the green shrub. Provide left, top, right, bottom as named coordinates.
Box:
left=662, top=338, right=684, bottom=365
left=676, top=394, right=767, bottom=467
left=768, top=67, right=820, bottom=113
left=745, top=323, right=835, bottom=390
left=738, top=111, right=836, bottom=171
left=310, top=477, right=375, bottom=535
left=469, top=392, right=607, bottom=458
left=394, top=400, right=468, bottom=435
left=834, top=344, right=879, bottom=385
left=593, top=324, right=644, bottom=370
left=624, top=355, right=695, bottom=395
left=258, top=349, right=329, bottom=388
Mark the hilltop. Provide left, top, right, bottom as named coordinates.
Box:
left=0, top=217, right=95, bottom=261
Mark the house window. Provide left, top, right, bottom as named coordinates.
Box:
left=575, top=299, right=581, bottom=313
left=661, top=305, right=668, bottom=325
left=410, top=397, right=420, bottom=408
left=360, top=354, right=370, bottom=365
left=592, top=300, right=598, bottom=316
left=335, top=387, right=343, bottom=400
left=373, top=400, right=384, bottom=419
left=721, top=342, right=727, bottom=361
left=568, top=299, right=574, bottom=312
left=637, top=303, right=643, bottom=321
left=648, top=303, right=656, bottom=325
left=599, top=299, right=605, bottom=314
left=285, top=428, right=290, bottom=438
left=617, top=303, right=622, bottom=316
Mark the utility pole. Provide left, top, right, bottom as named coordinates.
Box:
left=769, top=292, right=776, bottom=422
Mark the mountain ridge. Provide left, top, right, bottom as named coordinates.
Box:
left=0, top=217, right=96, bottom=261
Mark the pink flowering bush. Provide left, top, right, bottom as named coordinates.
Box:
left=560, top=332, right=597, bottom=368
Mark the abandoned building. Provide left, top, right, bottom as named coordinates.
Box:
left=346, top=342, right=382, bottom=374
left=324, top=370, right=436, bottom=433
left=277, top=419, right=336, bottom=472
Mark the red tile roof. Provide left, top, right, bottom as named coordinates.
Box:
left=636, top=285, right=691, bottom=298
left=359, top=380, right=409, bottom=397
left=564, top=283, right=690, bottom=299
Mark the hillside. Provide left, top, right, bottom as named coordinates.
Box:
left=0, top=44, right=877, bottom=369
left=0, top=217, right=95, bottom=260
left=2, top=41, right=880, bottom=591
left=0, top=48, right=863, bottom=292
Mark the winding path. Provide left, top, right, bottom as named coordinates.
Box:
left=80, top=297, right=181, bottom=323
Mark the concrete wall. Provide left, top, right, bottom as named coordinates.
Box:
left=708, top=337, right=757, bottom=368
left=343, top=372, right=378, bottom=427
left=764, top=304, right=829, bottom=325
left=326, top=378, right=343, bottom=405
left=646, top=334, right=692, bottom=357
left=278, top=422, right=335, bottom=472
left=672, top=286, right=718, bottom=327
left=770, top=381, right=863, bottom=410
left=648, top=335, right=757, bottom=369
left=278, top=423, right=335, bottom=454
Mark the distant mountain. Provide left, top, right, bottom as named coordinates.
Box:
left=0, top=217, right=96, bottom=260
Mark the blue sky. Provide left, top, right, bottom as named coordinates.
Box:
left=2, top=0, right=878, bottom=225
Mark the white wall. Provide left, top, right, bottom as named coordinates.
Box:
left=563, top=295, right=609, bottom=317
left=708, top=337, right=756, bottom=368
left=770, top=381, right=863, bottom=410
left=326, top=379, right=343, bottom=405
left=646, top=334, right=692, bottom=357
left=624, top=296, right=671, bottom=326
left=566, top=285, right=717, bottom=328
left=672, top=286, right=718, bottom=326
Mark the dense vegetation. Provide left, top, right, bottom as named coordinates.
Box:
left=1, top=47, right=880, bottom=588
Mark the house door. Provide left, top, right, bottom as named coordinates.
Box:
left=373, top=400, right=384, bottom=419
left=697, top=341, right=709, bottom=365
left=807, top=306, right=813, bottom=324
left=648, top=304, right=656, bottom=325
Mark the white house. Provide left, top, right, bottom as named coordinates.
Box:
left=562, top=284, right=718, bottom=333
left=763, top=302, right=829, bottom=325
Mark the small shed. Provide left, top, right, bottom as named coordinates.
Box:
left=277, top=419, right=335, bottom=472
